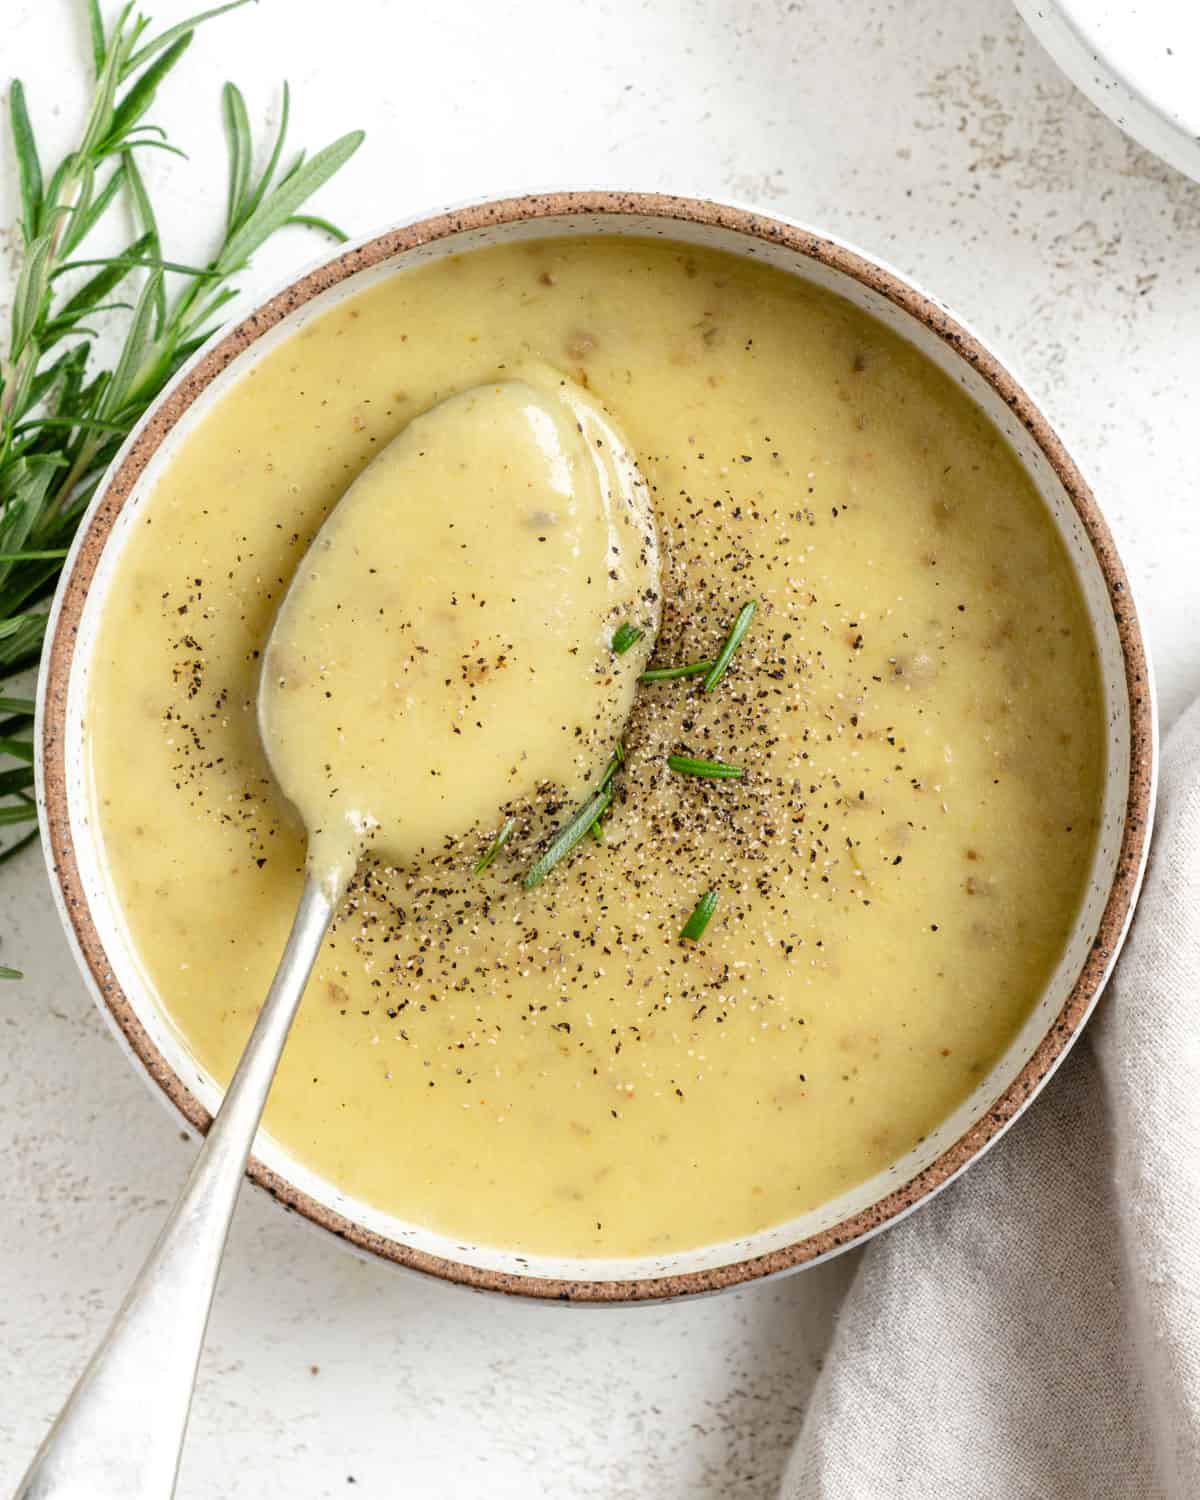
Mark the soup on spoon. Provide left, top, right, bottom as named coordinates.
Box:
left=260, top=364, right=660, bottom=893
left=15, top=368, right=659, bottom=1497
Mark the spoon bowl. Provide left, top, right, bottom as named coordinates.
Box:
left=259, top=366, right=659, bottom=892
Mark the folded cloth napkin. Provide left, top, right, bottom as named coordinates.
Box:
left=783, top=697, right=1200, bottom=1500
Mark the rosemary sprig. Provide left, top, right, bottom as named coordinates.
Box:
left=598, top=743, right=626, bottom=789
left=639, top=659, right=712, bottom=682
left=639, top=599, right=758, bottom=686
left=523, top=744, right=624, bottom=888
left=472, top=816, right=516, bottom=876
left=680, top=890, right=719, bottom=941
left=0, top=2, right=364, bottom=973
left=702, top=600, right=757, bottom=693
left=611, top=622, right=643, bottom=655
left=523, top=786, right=613, bottom=890
left=667, top=753, right=744, bottom=780
left=587, top=747, right=627, bottom=843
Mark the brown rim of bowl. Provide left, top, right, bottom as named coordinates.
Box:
left=39, top=191, right=1155, bottom=1303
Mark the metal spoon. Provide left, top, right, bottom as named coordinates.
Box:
left=14, top=875, right=334, bottom=1500
left=15, top=372, right=658, bottom=1499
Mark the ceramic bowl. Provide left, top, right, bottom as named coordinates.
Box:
left=1015, top=0, right=1200, bottom=183
left=37, top=192, right=1156, bottom=1303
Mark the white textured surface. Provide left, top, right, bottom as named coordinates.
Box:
left=2, top=1, right=1198, bottom=1495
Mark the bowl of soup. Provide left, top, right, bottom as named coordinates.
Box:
left=37, top=192, right=1155, bottom=1301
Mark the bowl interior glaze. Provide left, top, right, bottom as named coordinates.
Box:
left=37, top=194, right=1156, bottom=1302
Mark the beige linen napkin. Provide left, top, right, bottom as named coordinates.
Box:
left=784, top=698, right=1200, bottom=1500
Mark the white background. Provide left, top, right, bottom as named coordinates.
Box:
left=2, top=1, right=1198, bottom=1496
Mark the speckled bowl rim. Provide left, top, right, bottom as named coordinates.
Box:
left=38, top=191, right=1156, bottom=1303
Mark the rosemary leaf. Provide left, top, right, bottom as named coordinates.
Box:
left=14, top=416, right=128, bottom=436
left=10, top=234, right=55, bottom=355
left=702, top=600, right=757, bottom=693
left=611, top=622, right=643, bottom=655
left=125, top=2, right=254, bottom=74
left=87, top=0, right=107, bottom=78
left=122, top=154, right=166, bottom=331
left=522, top=742, right=626, bottom=885
left=599, top=742, right=625, bottom=789
left=472, top=816, right=516, bottom=876
left=680, top=890, right=719, bottom=941
left=101, top=34, right=193, bottom=152
left=60, top=162, right=126, bottom=257
left=667, top=753, right=743, bottom=780
left=96, top=268, right=162, bottom=419
left=240, top=80, right=291, bottom=228
left=55, top=253, right=218, bottom=279
left=27, top=344, right=87, bottom=410
left=8, top=83, right=43, bottom=245
left=0, top=609, right=44, bottom=651
left=119, top=135, right=190, bottom=161
left=221, top=80, right=253, bottom=235
left=0, top=765, right=35, bottom=797
left=286, top=213, right=351, bottom=242
left=523, top=786, right=612, bottom=890
left=639, top=659, right=712, bottom=683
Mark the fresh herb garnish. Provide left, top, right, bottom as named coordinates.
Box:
left=0, top=736, right=35, bottom=763
left=702, top=600, right=757, bottom=692
left=472, top=816, right=516, bottom=875
left=680, top=890, right=719, bottom=941
left=611, top=622, right=643, bottom=655
left=0, top=2, right=363, bottom=972
left=639, top=659, right=712, bottom=683
left=598, top=743, right=625, bottom=788
left=667, top=753, right=744, bottom=780
left=522, top=743, right=624, bottom=886
left=523, top=786, right=613, bottom=889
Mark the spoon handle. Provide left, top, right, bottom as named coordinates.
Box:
left=15, top=875, right=335, bottom=1500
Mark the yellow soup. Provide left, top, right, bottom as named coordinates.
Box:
left=87, top=238, right=1103, bottom=1257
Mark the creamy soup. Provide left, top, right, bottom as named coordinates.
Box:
left=87, top=238, right=1103, bottom=1257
